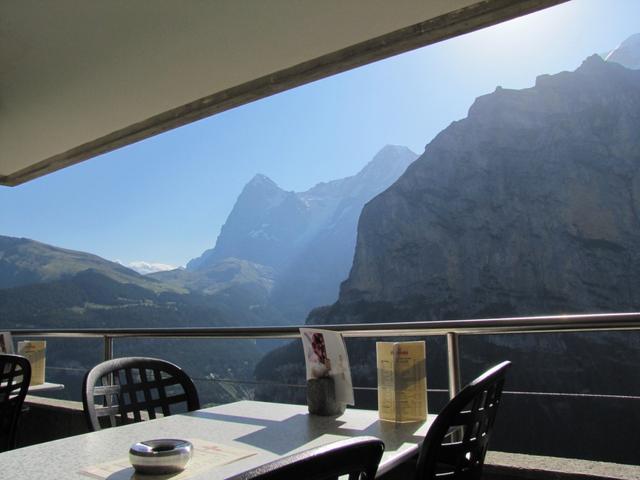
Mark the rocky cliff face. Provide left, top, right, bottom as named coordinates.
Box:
left=187, top=174, right=308, bottom=271
left=338, top=55, right=640, bottom=319
left=188, top=145, right=417, bottom=320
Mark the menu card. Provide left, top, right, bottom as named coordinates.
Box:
left=0, top=332, right=14, bottom=354
left=376, top=341, right=427, bottom=423
left=18, top=340, right=46, bottom=385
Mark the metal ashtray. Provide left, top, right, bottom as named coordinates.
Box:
left=129, top=439, right=193, bottom=475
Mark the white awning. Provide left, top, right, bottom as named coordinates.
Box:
left=0, top=0, right=565, bottom=186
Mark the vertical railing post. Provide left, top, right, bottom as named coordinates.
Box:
left=103, top=335, right=113, bottom=362
left=446, top=332, right=461, bottom=400
left=103, top=335, right=114, bottom=386
left=446, top=332, right=462, bottom=442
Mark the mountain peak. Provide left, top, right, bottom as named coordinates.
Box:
left=616, top=32, right=640, bottom=51
left=374, top=144, right=416, bottom=159
left=359, top=145, right=418, bottom=176
left=247, top=173, right=278, bottom=188
left=239, top=173, right=286, bottom=200
left=578, top=53, right=608, bottom=72
left=605, top=32, right=640, bottom=70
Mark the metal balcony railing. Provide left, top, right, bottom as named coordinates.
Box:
left=9, top=311, right=640, bottom=400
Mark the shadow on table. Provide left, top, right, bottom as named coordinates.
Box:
left=191, top=411, right=425, bottom=455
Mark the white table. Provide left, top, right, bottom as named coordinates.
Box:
left=1, top=400, right=433, bottom=479
left=28, top=382, right=64, bottom=393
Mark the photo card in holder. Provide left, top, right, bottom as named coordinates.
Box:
left=300, top=328, right=354, bottom=406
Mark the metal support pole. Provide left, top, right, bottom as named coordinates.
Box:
left=446, top=332, right=461, bottom=400
left=446, top=332, right=462, bottom=442
left=103, top=335, right=113, bottom=362
left=103, top=335, right=114, bottom=385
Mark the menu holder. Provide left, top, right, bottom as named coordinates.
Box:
left=376, top=341, right=427, bottom=423
left=300, top=328, right=354, bottom=415
left=18, top=340, right=46, bottom=385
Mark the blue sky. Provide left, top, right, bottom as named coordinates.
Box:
left=2, top=0, right=639, bottom=269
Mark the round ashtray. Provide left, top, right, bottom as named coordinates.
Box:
left=129, top=439, right=193, bottom=475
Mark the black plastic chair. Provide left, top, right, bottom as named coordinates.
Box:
left=0, top=354, right=31, bottom=452
left=82, top=356, right=200, bottom=432
left=378, top=361, right=510, bottom=480
left=228, top=436, right=385, bottom=480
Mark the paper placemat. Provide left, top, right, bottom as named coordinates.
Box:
left=79, top=438, right=257, bottom=479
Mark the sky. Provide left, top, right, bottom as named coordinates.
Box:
left=2, top=0, right=640, bottom=269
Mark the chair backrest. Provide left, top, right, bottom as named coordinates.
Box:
left=416, top=361, right=511, bottom=480
left=82, top=356, right=200, bottom=432
left=228, top=437, right=385, bottom=480
left=0, top=354, right=31, bottom=452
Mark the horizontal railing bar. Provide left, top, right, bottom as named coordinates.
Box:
left=504, top=390, right=640, bottom=400
left=43, top=367, right=640, bottom=400
left=8, top=312, right=640, bottom=340
left=194, top=378, right=640, bottom=400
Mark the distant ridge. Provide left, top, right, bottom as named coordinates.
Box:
left=0, top=235, right=180, bottom=293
